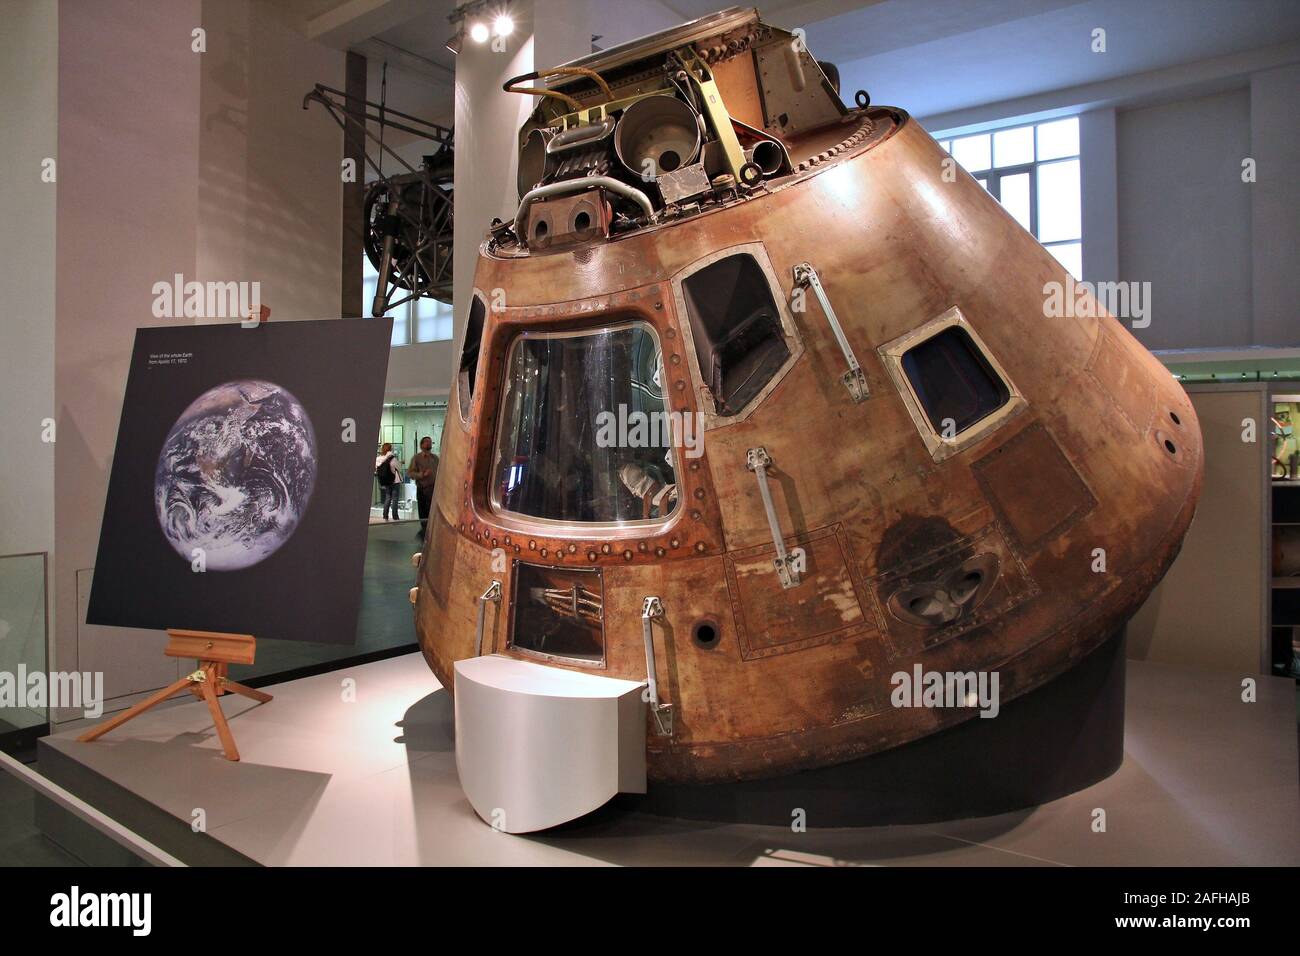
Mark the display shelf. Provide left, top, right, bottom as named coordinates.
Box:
left=1269, top=422, right=1300, bottom=675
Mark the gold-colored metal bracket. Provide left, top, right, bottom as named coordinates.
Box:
left=675, top=46, right=746, bottom=181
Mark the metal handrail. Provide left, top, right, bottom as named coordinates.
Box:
left=0, top=750, right=184, bottom=867
left=514, top=176, right=655, bottom=240
left=793, top=262, right=869, bottom=402
left=474, top=581, right=502, bottom=657
left=746, top=447, right=801, bottom=589
left=641, top=596, right=673, bottom=736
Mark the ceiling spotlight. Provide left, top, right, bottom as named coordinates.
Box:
left=469, top=20, right=490, bottom=43
left=494, top=14, right=515, bottom=37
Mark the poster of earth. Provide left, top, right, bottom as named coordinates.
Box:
left=87, top=318, right=393, bottom=644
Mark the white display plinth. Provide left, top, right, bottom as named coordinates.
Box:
left=453, top=654, right=647, bottom=834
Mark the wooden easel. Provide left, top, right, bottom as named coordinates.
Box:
left=78, top=629, right=272, bottom=762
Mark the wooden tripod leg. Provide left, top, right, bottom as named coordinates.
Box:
left=77, top=675, right=194, bottom=743
left=221, top=679, right=272, bottom=704
left=198, top=676, right=241, bottom=762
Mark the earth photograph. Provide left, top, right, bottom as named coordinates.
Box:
left=154, top=380, right=317, bottom=571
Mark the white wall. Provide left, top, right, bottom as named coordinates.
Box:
left=1079, top=108, right=1118, bottom=284
left=198, top=0, right=345, bottom=322
left=1250, top=62, right=1300, bottom=346
left=924, top=49, right=1298, bottom=353
left=50, top=0, right=347, bottom=721
left=1116, top=88, right=1253, bottom=351
left=54, top=0, right=204, bottom=719
left=588, top=0, right=681, bottom=48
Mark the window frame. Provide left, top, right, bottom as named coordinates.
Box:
left=486, top=318, right=682, bottom=532
left=362, top=254, right=455, bottom=346
left=455, top=290, right=488, bottom=428
left=506, top=561, right=608, bottom=669
left=939, top=117, right=1082, bottom=277
left=670, top=242, right=804, bottom=429
left=879, top=307, right=1026, bottom=462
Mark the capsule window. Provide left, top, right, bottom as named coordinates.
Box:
left=680, top=254, right=791, bottom=416
left=457, top=295, right=487, bottom=423
left=880, top=307, right=1025, bottom=462
left=901, top=325, right=1010, bottom=435
left=509, top=563, right=605, bottom=666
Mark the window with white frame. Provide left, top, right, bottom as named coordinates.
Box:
left=938, top=117, right=1081, bottom=279
left=362, top=255, right=455, bottom=347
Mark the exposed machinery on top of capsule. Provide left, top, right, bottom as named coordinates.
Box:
left=495, top=6, right=862, bottom=251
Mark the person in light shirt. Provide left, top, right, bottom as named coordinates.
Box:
left=407, top=434, right=440, bottom=538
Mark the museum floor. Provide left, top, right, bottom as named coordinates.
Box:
left=22, top=652, right=1300, bottom=867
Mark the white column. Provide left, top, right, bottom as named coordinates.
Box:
left=1079, top=108, right=1118, bottom=286
left=450, top=0, right=593, bottom=349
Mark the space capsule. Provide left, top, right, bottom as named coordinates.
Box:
left=413, top=6, right=1202, bottom=832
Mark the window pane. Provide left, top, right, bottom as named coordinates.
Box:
left=1036, top=117, right=1079, bottom=160
left=941, top=139, right=952, bottom=153
left=492, top=322, right=678, bottom=524
left=902, top=326, right=1010, bottom=435
left=1000, top=172, right=1031, bottom=231
left=390, top=313, right=408, bottom=347
left=977, top=177, right=990, bottom=191
left=1037, top=159, right=1081, bottom=243
left=362, top=276, right=378, bottom=318
left=415, top=297, right=453, bottom=342
left=993, top=126, right=1034, bottom=167
left=951, top=133, right=991, bottom=172
left=1047, top=241, right=1082, bottom=280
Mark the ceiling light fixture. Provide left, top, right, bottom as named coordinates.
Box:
left=469, top=20, right=490, bottom=44
left=493, top=14, right=515, bottom=37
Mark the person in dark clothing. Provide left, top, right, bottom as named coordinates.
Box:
left=375, top=442, right=401, bottom=520
left=407, top=435, right=440, bottom=538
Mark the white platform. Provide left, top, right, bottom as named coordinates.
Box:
left=455, top=655, right=646, bottom=833
left=38, top=652, right=1300, bottom=866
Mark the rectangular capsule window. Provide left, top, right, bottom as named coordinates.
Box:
left=901, top=325, right=1010, bottom=434
left=680, top=254, right=791, bottom=416
left=509, top=563, right=604, bottom=665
